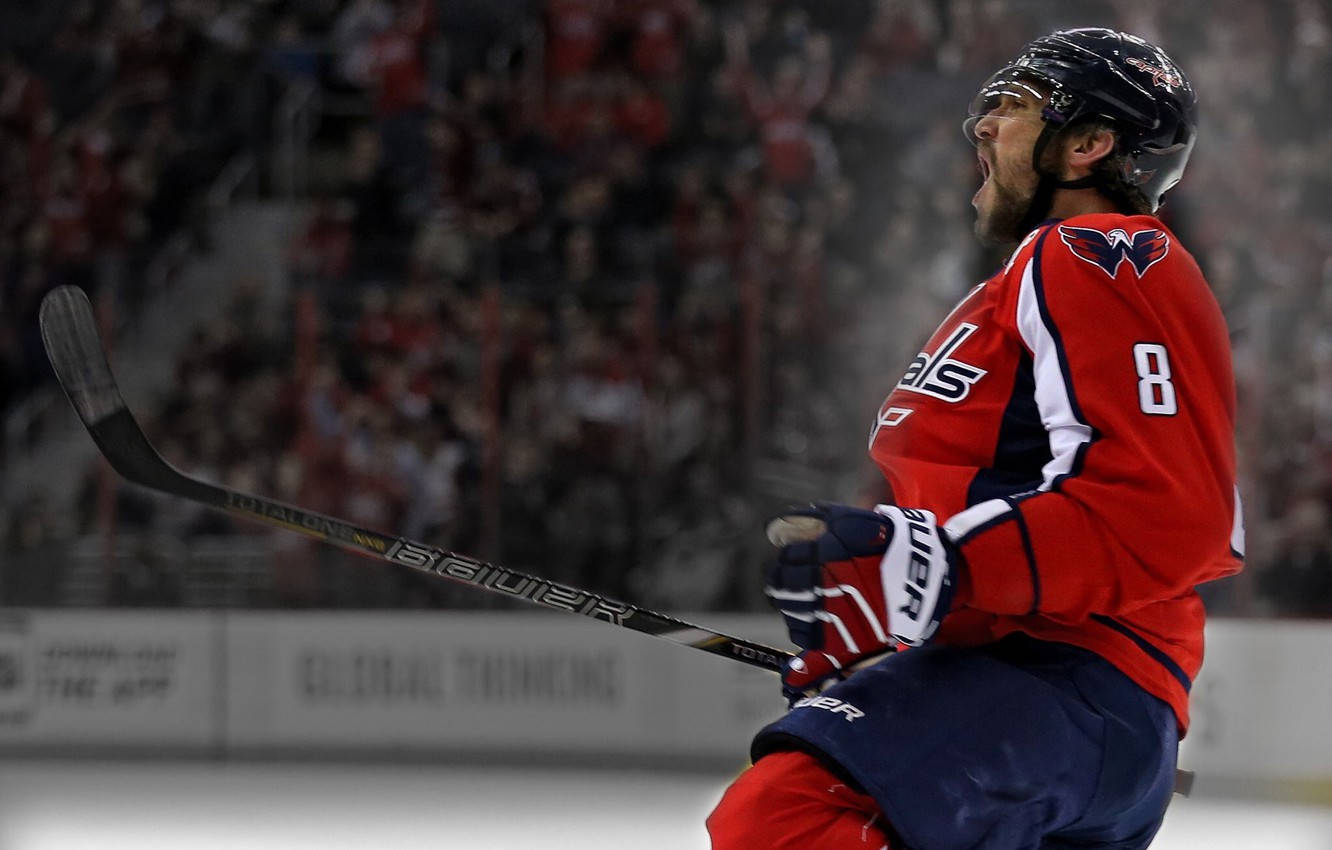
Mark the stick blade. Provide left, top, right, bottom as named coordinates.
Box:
left=39, top=285, right=126, bottom=426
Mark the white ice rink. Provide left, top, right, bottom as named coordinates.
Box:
left=0, top=761, right=1329, bottom=850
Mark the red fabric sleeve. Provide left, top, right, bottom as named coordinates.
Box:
left=953, top=219, right=1242, bottom=620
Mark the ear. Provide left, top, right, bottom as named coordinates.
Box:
left=1062, top=127, right=1117, bottom=178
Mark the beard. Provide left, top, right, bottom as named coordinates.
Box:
left=973, top=176, right=1034, bottom=247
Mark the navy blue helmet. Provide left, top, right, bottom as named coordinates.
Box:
left=968, top=28, right=1198, bottom=212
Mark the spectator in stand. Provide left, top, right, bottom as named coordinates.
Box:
left=545, top=0, right=612, bottom=84
left=624, top=0, right=697, bottom=82
left=613, top=74, right=671, bottom=149
left=722, top=20, right=832, bottom=187
left=1259, top=496, right=1332, bottom=618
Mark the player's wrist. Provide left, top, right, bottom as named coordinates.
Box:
left=871, top=505, right=956, bottom=647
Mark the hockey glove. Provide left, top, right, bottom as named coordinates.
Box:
left=764, top=503, right=957, bottom=701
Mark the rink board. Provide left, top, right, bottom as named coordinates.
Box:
left=0, top=609, right=217, bottom=749
left=0, top=609, right=787, bottom=765
left=0, top=609, right=1327, bottom=798
left=1182, top=619, right=1332, bottom=800
left=222, top=611, right=786, bottom=761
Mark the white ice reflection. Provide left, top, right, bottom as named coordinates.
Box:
left=0, top=761, right=1327, bottom=849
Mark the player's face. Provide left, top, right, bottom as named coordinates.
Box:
left=967, top=84, right=1048, bottom=245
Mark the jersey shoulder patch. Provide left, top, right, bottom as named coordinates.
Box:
left=1056, top=223, right=1170, bottom=279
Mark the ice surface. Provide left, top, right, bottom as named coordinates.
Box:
left=0, top=761, right=1327, bottom=849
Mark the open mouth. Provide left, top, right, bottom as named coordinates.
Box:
left=973, top=152, right=992, bottom=207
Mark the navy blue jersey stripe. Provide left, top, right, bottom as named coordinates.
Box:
left=1091, top=614, right=1193, bottom=693
left=966, top=350, right=1052, bottom=506
left=1009, top=500, right=1041, bottom=615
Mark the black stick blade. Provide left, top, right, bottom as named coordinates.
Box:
left=39, top=285, right=127, bottom=427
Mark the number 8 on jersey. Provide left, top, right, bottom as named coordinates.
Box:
left=1133, top=342, right=1177, bottom=416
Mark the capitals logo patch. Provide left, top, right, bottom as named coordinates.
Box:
left=1125, top=56, right=1184, bottom=90
left=1058, top=225, right=1170, bottom=279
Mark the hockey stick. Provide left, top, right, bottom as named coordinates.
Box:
left=39, top=285, right=792, bottom=674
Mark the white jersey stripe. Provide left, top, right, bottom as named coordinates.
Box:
left=1230, top=485, right=1246, bottom=557
left=1015, top=256, right=1095, bottom=491
left=943, top=497, right=1013, bottom=542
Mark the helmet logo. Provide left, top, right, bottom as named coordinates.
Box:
left=1042, top=89, right=1077, bottom=124
left=1058, top=225, right=1170, bottom=278
left=1125, top=56, right=1184, bottom=90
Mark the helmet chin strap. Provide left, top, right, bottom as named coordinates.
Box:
left=1015, top=121, right=1100, bottom=236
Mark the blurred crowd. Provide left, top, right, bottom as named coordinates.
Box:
left=0, top=0, right=274, bottom=423
left=2, top=0, right=1330, bottom=618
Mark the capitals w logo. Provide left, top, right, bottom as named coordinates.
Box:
left=1058, top=225, right=1170, bottom=278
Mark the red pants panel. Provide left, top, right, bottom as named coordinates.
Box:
left=707, top=750, right=894, bottom=849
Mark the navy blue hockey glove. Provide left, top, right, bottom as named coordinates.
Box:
left=764, top=503, right=957, bottom=700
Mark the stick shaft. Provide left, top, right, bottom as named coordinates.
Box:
left=40, top=285, right=792, bottom=674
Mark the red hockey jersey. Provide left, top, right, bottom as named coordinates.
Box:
left=868, top=213, right=1243, bottom=731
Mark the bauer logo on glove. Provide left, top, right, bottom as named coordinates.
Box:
left=763, top=502, right=957, bottom=699
left=886, top=507, right=950, bottom=639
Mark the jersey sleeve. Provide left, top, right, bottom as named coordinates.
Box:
left=942, top=222, right=1243, bottom=620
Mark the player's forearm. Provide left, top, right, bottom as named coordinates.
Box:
left=949, top=482, right=1238, bottom=620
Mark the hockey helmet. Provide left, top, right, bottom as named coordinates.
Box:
left=966, top=28, right=1197, bottom=213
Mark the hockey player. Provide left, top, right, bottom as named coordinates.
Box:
left=708, top=29, right=1243, bottom=850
